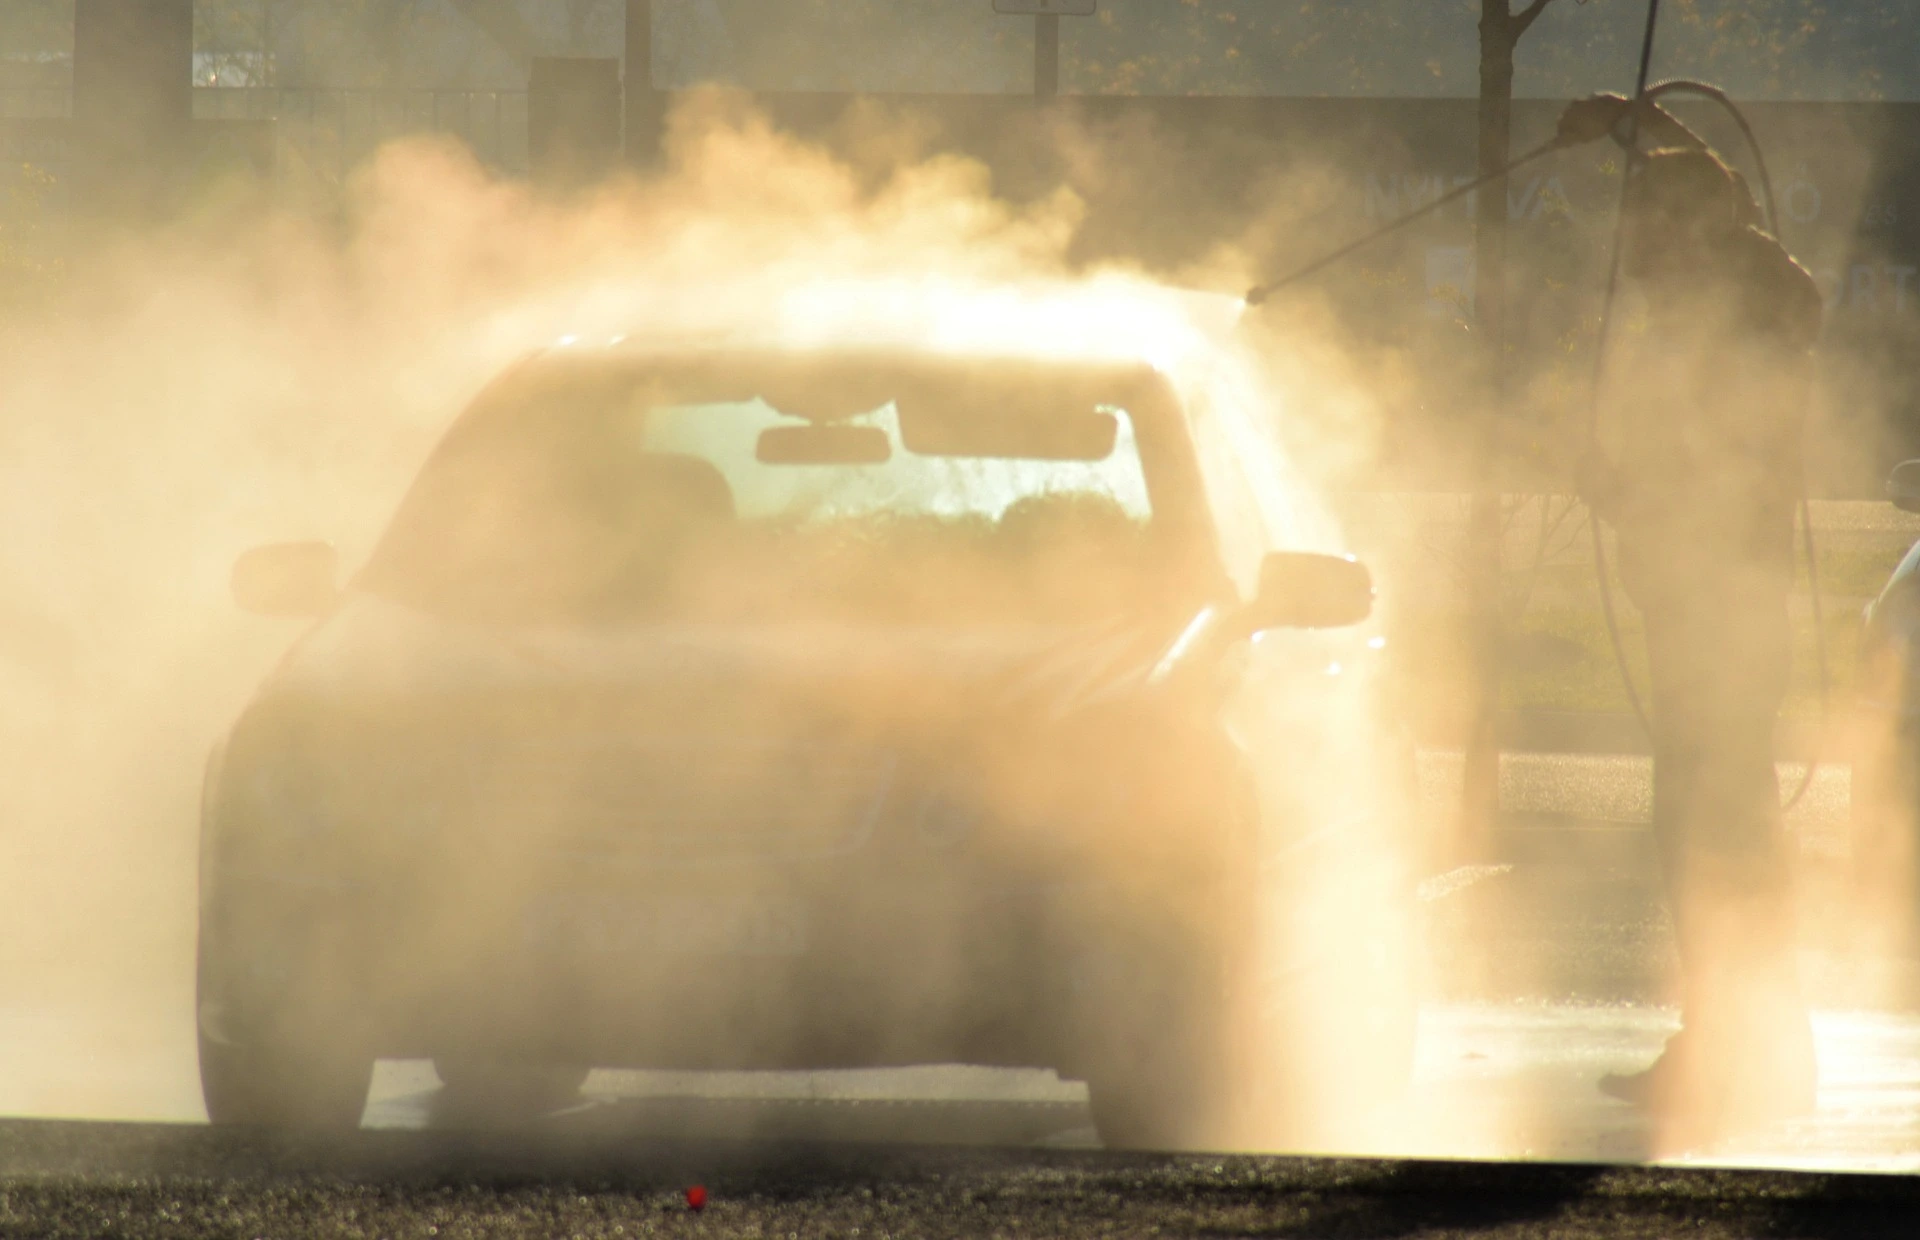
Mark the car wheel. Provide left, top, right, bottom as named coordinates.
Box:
left=198, top=1024, right=376, bottom=1130
left=1079, top=895, right=1265, bottom=1152
left=196, top=904, right=374, bottom=1129
left=1084, top=999, right=1243, bottom=1151
left=1081, top=876, right=1416, bottom=1152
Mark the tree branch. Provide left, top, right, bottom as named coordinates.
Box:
left=1511, top=0, right=1557, bottom=40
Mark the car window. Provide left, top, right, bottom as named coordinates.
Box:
left=638, top=398, right=1152, bottom=524
left=357, top=362, right=1217, bottom=628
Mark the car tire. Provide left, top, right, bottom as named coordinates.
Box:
left=198, top=1024, right=376, bottom=1130
left=1084, top=997, right=1243, bottom=1152
left=1081, top=870, right=1416, bottom=1153
left=196, top=898, right=374, bottom=1129
left=1078, top=890, right=1264, bottom=1152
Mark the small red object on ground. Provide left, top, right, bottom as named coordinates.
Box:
left=686, top=1185, right=708, bottom=1212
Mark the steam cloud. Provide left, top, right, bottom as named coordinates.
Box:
left=0, top=83, right=1435, bottom=1149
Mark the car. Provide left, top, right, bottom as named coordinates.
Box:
left=196, top=343, right=1415, bottom=1149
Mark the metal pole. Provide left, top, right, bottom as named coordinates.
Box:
left=625, top=0, right=661, bottom=165
left=1034, top=13, right=1059, bottom=99
left=70, top=0, right=194, bottom=220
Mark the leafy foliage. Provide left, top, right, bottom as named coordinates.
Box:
left=0, top=1, right=71, bottom=59
left=5, top=4, right=1903, bottom=98
left=0, top=158, right=63, bottom=317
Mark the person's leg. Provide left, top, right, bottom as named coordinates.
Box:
left=1610, top=591, right=1813, bottom=1140
left=1602, top=603, right=1709, bottom=1103
left=1687, top=594, right=1814, bottom=1122
left=1645, top=603, right=1717, bottom=1036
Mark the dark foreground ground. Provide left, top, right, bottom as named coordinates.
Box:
left=3, top=1119, right=1919, bottom=1240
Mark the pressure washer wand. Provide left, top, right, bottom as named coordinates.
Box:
left=1243, top=136, right=1569, bottom=307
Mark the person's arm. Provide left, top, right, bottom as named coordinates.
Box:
left=1558, top=94, right=1769, bottom=229
left=1556, top=93, right=1707, bottom=153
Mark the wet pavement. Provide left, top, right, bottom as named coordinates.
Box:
left=4, top=749, right=1920, bottom=1234
left=4, top=749, right=1918, bottom=1172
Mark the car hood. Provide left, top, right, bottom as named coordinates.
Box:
left=236, top=594, right=1198, bottom=865
left=261, top=593, right=1175, bottom=730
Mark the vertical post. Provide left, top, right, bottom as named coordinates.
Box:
left=1034, top=13, right=1059, bottom=99
left=261, top=0, right=274, bottom=82
left=994, top=4, right=1090, bottom=100
left=1458, top=0, right=1518, bottom=863
left=624, top=0, right=662, bottom=166
left=70, top=0, right=194, bottom=221
left=530, top=57, right=624, bottom=187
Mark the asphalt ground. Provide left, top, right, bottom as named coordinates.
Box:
left=6, top=750, right=1920, bottom=1235
left=6, top=1119, right=1920, bottom=1239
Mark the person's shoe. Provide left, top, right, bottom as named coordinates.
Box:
left=1599, top=1030, right=1693, bottom=1110
left=1598, top=1061, right=1666, bottom=1108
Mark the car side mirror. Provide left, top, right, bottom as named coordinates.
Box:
left=232, top=542, right=339, bottom=617
left=1889, top=460, right=1920, bottom=514
left=1243, top=551, right=1373, bottom=632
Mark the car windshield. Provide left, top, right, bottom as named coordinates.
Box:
left=359, top=354, right=1221, bottom=627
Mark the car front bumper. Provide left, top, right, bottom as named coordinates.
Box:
left=199, top=856, right=1194, bottom=1075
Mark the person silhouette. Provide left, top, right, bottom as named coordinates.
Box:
left=1562, top=94, right=1823, bottom=1149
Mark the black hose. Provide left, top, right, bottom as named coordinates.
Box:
left=1585, top=0, right=1665, bottom=743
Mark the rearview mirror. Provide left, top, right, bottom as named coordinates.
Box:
left=756, top=423, right=891, bottom=465
left=1244, top=552, right=1373, bottom=632
left=232, top=541, right=338, bottom=617
left=1889, top=460, right=1920, bottom=514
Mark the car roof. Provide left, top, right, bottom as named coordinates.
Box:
left=528, top=343, right=1178, bottom=398
left=502, top=346, right=1191, bottom=433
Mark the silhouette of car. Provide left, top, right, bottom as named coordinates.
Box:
left=196, top=345, right=1413, bottom=1148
